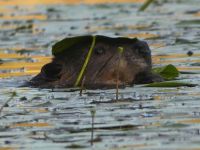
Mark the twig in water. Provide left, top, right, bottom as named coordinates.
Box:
left=0, top=91, right=17, bottom=115
left=90, top=108, right=96, bottom=146
left=116, top=47, right=124, bottom=101
left=79, top=76, right=86, bottom=96
left=139, top=0, right=155, bottom=11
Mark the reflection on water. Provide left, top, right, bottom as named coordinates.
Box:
left=0, top=0, right=200, bottom=149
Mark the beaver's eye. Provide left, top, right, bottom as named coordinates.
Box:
left=94, top=47, right=105, bottom=55
left=42, top=63, right=62, bottom=81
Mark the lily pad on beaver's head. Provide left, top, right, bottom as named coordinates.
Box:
left=52, top=35, right=139, bottom=56
left=52, top=35, right=93, bottom=56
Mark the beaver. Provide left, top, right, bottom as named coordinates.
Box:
left=29, top=35, right=163, bottom=89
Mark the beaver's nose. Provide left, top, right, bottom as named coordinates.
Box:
left=42, top=63, right=62, bottom=81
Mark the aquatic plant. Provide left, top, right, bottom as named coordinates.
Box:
left=90, top=107, right=96, bottom=146
left=116, top=47, right=124, bottom=100
left=79, top=76, right=86, bottom=96
left=145, top=81, right=197, bottom=87
left=74, top=36, right=96, bottom=87
left=139, top=0, right=155, bottom=11
left=152, top=64, right=179, bottom=80
left=148, top=64, right=198, bottom=87
left=0, top=91, right=17, bottom=115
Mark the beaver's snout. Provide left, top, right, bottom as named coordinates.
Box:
left=41, top=63, right=62, bottom=81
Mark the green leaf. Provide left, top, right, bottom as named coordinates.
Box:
left=145, top=81, right=197, bottom=87
left=152, top=64, right=179, bottom=80
left=52, top=35, right=93, bottom=56
left=52, top=35, right=138, bottom=56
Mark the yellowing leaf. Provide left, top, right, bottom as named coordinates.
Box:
left=177, top=66, right=200, bottom=71
left=0, top=147, right=15, bottom=150
left=29, top=108, right=49, bottom=113
left=0, top=53, right=26, bottom=59
left=87, top=24, right=150, bottom=32
left=178, top=119, right=200, bottom=124
left=149, top=43, right=165, bottom=49
left=127, top=33, right=159, bottom=39
left=194, top=11, right=200, bottom=17
left=0, top=14, right=47, bottom=21
left=10, top=122, right=52, bottom=128
left=0, top=71, right=39, bottom=78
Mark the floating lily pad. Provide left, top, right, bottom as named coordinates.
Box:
left=177, top=19, right=200, bottom=25
left=179, top=71, right=199, bottom=74
left=145, top=81, right=197, bottom=87
left=175, top=38, right=198, bottom=44
left=66, top=144, right=88, bottom=149
left=190, top=62, right=200, bottom=66
left=152, top=64, right=179, bottom=80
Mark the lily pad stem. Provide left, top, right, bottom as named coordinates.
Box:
left=116, top=47, right=124, bottom=100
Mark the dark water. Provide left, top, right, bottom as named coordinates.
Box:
left=0, top=0, right=200, bottom=149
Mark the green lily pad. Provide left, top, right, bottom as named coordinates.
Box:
left=52, top=35, right=93, bottom=56
left=52, top=35, right=138, bottom=56
left=145, top=81, right=197, bottom=87
left=152, top=64, right=179, bottom=80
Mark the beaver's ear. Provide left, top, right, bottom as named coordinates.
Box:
left=134, top=71, right=164, bottom=84
left=41, top=62, right=62, bottom=81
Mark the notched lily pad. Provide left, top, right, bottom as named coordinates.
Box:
left=152, top=64, right=179, bottom=80
left=145, top=81, right=197, bottom=87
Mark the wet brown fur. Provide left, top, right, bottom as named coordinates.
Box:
left=30, top=35, right=163, bottom=89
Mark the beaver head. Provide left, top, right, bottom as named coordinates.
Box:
left=29, top=35, right=163, bottom=89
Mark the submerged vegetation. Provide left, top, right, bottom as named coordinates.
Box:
left=0, top=91, right=17, bottom=115
left=90, top=107, right=96, bottom=146
left=139, top=0, right=155, bottom=11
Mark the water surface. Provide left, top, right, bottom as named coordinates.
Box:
left=0, top=0, right=200, bottom=149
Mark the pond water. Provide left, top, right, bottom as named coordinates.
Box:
left=0, top=0, right=200, bottom=149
